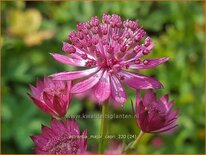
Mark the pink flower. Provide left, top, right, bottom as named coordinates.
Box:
left=28, top=77, right=71, bottom=118
left=31, top=119, right=87, bottom=154
left=104, top=141, right=124, bottom=154
left=50, top=14, right=168, bottom=106
left=151, top=136, right=164, bottom=148
left=136, top=90, right=178, bottom=133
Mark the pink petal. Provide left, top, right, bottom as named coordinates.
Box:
left=160, top=94, right=171, bottom=111
left=71, top=70, right=104, bottom=93
left=65, top=81, right=72, bottom=109
left=143, top=90, right=157, bottom=106
left=50, top=53, right=86, bottom=67
left=167, top=101, right=174, bottom=112
left=66, top=81, right=72, bottom=91
left=119, top=70, right=163, bottom=89
left=50, top=119, right=66, bottom=135
left=41, top=125, right=56, bottom=138
left=43, top=76, right=53, bottom=87
left=42, top=92, right=53, bottom=106
left=93, top=71, right=111, bottom=103
left=53, top=80, right=66, bottom=91
left=110, top=75, right=127, bottom=104
left=42, top=92, right=64, bottom=117
left=129, top=57, right=169, bottom=69
left=160, top=94, right=169, bottom=104
left=152, top=123, right=177, bottom=133
left=29, top=85, right=41, bottom=99
left=136, top=101, right=145, bottom=128
left=50, top=67, right=99, bottom=81
left=65, top=119, right=80, bottom=135
left=168, top=109, right=178, bottom=120
left=28, top=94, right=57, bottom=116
left=80, top=130, right=88, bottom=152
left=53, top=95, right=66, bottom=117
left=36, top=78, right=44, bottom=90
left=31, top=135, right=47, bottom=148
left=136, top=90, right=142, bottom=114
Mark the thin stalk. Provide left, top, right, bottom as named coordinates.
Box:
left=98, top=102, right=109, bottom=153
left=130, top=130, right=144, bottom=149
left=60, top=115, right=67, bottom=121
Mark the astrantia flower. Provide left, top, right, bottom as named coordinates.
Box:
left=31, top=119, right=87, bottom=154
left=50, top=14, right=169, bottom=105
left=28, top=77, right=71, bottom=118
left=136, top=90, right=178, bottom=133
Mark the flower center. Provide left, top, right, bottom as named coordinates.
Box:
left=67, top=14, right=154, bottom=72
left=45, top=135, right=80, bottom=154
left=99, top=57, right=123, bottom=74
left=40, top=84, right=66, bottom=101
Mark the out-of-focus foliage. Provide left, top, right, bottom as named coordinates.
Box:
left=1, top=1, right=205, bottom=154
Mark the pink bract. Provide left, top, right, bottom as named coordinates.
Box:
left=50, top=14, right=169, bottom=106
left=31, top=119, right=87, bottom=154
left=28, top=77, right=71, bottom=118
left=136, top=90, right=178, bottom=133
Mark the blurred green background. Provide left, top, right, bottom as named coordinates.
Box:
left=1, top=1, right=205, bottom=154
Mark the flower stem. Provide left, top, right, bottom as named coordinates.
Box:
left=62, top=117, right=67, bottom=122
left=130, top=130, right=144, bottom=149
left=98, top=102, right=109, bottom=154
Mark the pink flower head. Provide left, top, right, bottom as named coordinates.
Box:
left=28, top=77, right=71, bottom=118
left=50, top=14, right=169, bottom=106
left=31, top=119, right=87, bottom=154
left=136, top=90, right=178, bottom=133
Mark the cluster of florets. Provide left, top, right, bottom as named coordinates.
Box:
left=28, top=14, right=178, bottom=154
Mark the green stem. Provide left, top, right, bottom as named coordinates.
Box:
left=60, top=116, right=67, bottom=121
left=130, top=130, right=144, bottom=149
left=98, top=102, right=109, bottom=154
